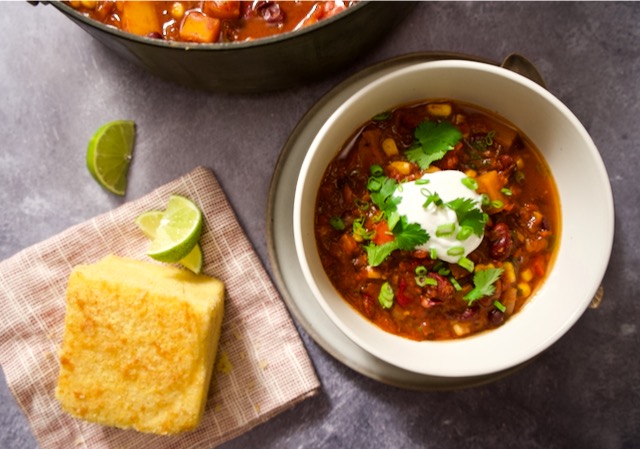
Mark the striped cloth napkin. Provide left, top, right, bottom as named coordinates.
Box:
left=0, top=166, right=320, bottom=449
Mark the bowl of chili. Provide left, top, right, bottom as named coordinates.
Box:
left=47, top=1, right=414, bottom=93
left=293, top=59, right=614, bottom=378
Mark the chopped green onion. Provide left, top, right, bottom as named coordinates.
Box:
left=372, top=111, right=391, bottom=121
left=354, top=198, right=370, bottom=210
left=485, top=130, right=495, bottom=146
left=436, top=223, right=456, bottom=237
left=481, top=194, right=491, bottom=206
left=461, top=177, right=478, bottom=191
left=422, top=190, right=443, bottom=207
left=416, top=275, right=437, bottom=287
left=430, top=248, right=438, bottom=259
left=415, top=265, right=427, bottom=276
left=437, top=266, right=450, bottom=276
left=370, top=164, right=384, bottom=176
left=493, top=300, right=506, bottom=312
left=515, top=171, right=526, bottom=184
left=378, top=281, right=394, bottom=309
left=367, top=177, right=383, bottom=192
left=491, top=200, right=504, bottom=209
left=415, top=178, right=430, bottom=185
left=353, top=218, right=374, bottom=240
left=458, top=257, right=475, bottom=273
left=449, top=276, right=462, bottom=291
left=456, top=226, right=473, bottom=241
left=329, top=217, right=345, bottom=231
left=446, top=246, right=465, bottom=257
left=500, top=187, right=513, bottom=196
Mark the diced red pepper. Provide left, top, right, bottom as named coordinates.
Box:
left=372, top=221, right=394, bottom=246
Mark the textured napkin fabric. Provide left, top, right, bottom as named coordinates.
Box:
left=0, top=166, right=320, bottom=449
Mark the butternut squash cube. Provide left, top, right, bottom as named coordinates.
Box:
left=179, top=11, right=221, bottom=43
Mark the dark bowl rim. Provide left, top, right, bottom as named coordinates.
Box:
left=50, top=0, right=373, bottom=51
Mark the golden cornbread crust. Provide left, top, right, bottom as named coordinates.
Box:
left=55, top=255, right=225, bottom=435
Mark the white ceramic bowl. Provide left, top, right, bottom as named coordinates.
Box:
left=293, top=60, right=614, bottom=378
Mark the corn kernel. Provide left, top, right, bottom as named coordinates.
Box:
left=171, top=2, right=185, bottom=19
left=516, top=156, right=525, bottom=170
left=427, top=103, right=452, bottom=117
left=452, top=323, right=470, bottom=337
left=389, top=161, right=411, bottom=175
left=69, top=0, right=81, bottom=7
left=366, top=267, right=382, bottom=279
left=425, top=166, right=441, bottom=173
left=80, top=0, right=97, bottom=9
left=520, top=268, right=534, bottom=282
left=503, top=262, right=516, bottom=284
left=381, top=138, right=399, bottom=157
left=518, top=282, right=532, bottom=298
left=465, top=169, right=477, bottom=178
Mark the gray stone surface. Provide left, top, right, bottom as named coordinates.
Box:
left=1, top=2, right=639, bottom=448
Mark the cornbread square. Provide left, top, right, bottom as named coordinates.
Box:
left=55, top=255, right=225, bottom=435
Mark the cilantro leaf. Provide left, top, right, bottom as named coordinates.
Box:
left=405, top=120, right=462, bottom=170
left=364, top=217, right=430, bottom=266
left=365, top=241, right=398, bottom=267
left=446, top=198, right=487, bottom=237
left=369, top=176, right=400, bottom=215
left=463, top=267, right=504, bottom=304
left=393, top=218, right=430, bottom=251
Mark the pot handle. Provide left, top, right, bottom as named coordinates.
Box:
left=500, top=53, right=547, bottom=89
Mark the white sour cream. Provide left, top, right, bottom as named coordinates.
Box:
left=395, top=170, right=484, bottom=263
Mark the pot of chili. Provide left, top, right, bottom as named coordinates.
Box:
left=42, top=1, right=414, bottom=92
left=294, top=60, right=613, bottom=377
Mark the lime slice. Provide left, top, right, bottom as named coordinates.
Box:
left=86, top=120, right=135, bottom=196
left=145, top=195, right=203, bottom=263
left=135, top=210, right=204, bottom=273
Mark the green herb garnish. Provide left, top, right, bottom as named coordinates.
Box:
left=364, top=217, right=429, bottom=267
left=461, top=177, right=478, bottom=191
left=372, top=111, right=392, bottom=121
left=458, top=257, right=475, bottom=273
left=464, top=267, right=504, bottom=304
left=368, top=176, right=401, bottom=218
left=405, top=120, right=462, bottom=169
left=421, top=189, right=443, bottom=208
left=352, top=218, right=375, bottom=241
left=445, top=197, right=487, bottom=237
left=378, top=281, right=394, bottom=308
left=330, top=217, right=345, bottom=231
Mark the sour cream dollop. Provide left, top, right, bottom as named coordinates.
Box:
left=395, top=170, right=484, bottom=263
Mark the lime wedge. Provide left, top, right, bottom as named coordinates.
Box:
left=145, top=195, right=203, bottom=263
left=135, top=210, right=164, bottom=239
left=177, top=242, right=204, bottom=274
left=135, top=210, right=204, bottom=273
left=86, top=120, right=135, bottom=196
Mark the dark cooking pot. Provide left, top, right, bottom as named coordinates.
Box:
left=46, top=1, right=415, bottom=93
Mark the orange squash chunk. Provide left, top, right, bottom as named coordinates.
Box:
left=203, top=1, right=241, bottom=20
left=122, top=1, right=161, bottom=37
left=179, top=11, right=221, bottom=43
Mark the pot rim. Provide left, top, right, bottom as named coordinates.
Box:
left=51, top=0, right=372, bottom=51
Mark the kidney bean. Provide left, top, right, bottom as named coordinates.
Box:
left=423, top=273, right=455, bottom=303
left=259, top=2, right=285, bottom=23
left=488, top=309, right=505, bottom=326
left=489, top=222, right=513, bottom=260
